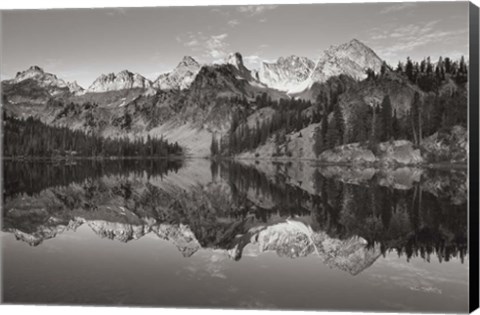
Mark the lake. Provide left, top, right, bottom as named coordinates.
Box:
left=1, top=159, right=469, bottom=312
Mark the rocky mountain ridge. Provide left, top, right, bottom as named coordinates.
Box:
left=4, top=39, right=381, bottom=97
left=288, top=39, right=383, bottom=93
left=2, top=39, right=468, bottom=161
left=86, top=69, right=155, bottom=94
left=6, top=65, right=84, bottom=96
left=258, top=55, right=315, bottom=92
left=153, top=56, right=201, bottom=90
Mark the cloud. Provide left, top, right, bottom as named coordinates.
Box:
left=211, top=7, right=231, bottom=17
left=368, top=20, right=468, bottom=62
left=105, top=7, right=127, bottom=17
left=243, top=55, right=261, bottom=67
left=237, top=5, right=278, bottom=16
left=185, top=39, right=200, bottom=47
left=206, top=33, right=229, bottom=58
left=228, top=19, right=240, bottom=27
left=178, top=32, right=230, bottom=60
left=380, top=3, right=416, bottom=14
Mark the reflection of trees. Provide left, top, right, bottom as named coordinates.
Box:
left=3, top=159, right=183, bottom=199
left=221, top=161, right=312, bottom=220
left=225, top=162, right=467, bottom=263
left=3, top=159, right=467, bottom=263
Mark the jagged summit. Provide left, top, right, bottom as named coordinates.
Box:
left=87, top=70, right=153, bottom=93
left=66, top=80, right=85, bottom=95
left=225, top=52, right=245, bottom=71
left=222, top=52, right=260, bottom=84
left=323, top=38, right=382, bottom=71
left=258, top=55, right=315, bottom=92
left=14, top=65, right=55, bottom=83
left=153, top=56, right=201, bottom=90
left=179, top=56, right=199, bottom=67
left=5, top=39, right=382, bottom=97
left=288, top=38, right=383, bottom=94
left=256, top=39, right=382, bottom=94
left=16, top=65, right=45, bottom=77
left=8, top=65, right=85, bottom=95
left=28, top=65, right=44, bottom=71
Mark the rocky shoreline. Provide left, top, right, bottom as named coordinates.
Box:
left=235, top=125, right=468, bottom=167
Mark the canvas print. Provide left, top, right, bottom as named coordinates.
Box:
left=0, top=1, right=477, bottom=313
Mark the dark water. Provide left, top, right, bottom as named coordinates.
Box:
left=1, top=159, right=469, bottom=312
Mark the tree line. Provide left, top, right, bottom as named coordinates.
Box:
left=3, top=113, right=183, bottom=158
left=211, top=95, right=317, bottom=156
left=4, top=159, right=183, bottom=198
left=210, top=56, right=467, bottom=158
left=396, top=55, right=468, bottom=91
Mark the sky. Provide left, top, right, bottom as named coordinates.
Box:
left=1, top=2, right=470, bottom=88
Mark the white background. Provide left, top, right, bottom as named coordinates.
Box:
left=0, top=0, right=479, bottom=315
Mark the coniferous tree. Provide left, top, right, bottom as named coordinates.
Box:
left=366, top=68, right=376, bottom=80
left=210, top=134, right=219, bottom=156
left=420, top=59, right=426, bottom=73
left=313, top=113, right=329, bottom=157
left=380, top=95, right=393, bottom=141
left=392, top=109, right=400, bottom=140
left=369, top=104, right=382, bottom=150
left=396, top=61, right=404, bottom=73
left=348, top=103, right=369, bottom=143
left=426, top=56, right=433, bottom=74
left=444, top=57, right=452, bottom=73
left=3, top=114, right=182, bottom=158
left=380, top=61, right=388, bottom=76
left=333, top=104, right=344, bottom=145
left=455, top=56, right=468, bottom=84
left=410, top=92, right=422, bottom=145
left=325, top=105, right=344, bottom=149
left=405, top=57, right=414, bottom=82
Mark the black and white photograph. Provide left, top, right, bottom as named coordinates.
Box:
left=0, top=1, right=478, bottom=313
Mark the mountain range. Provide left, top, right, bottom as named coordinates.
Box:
left=1, top=38, right=468, bottom=161
left=4, top=39, right=382, bottom=96
left=1, top=39, right=382, bottom=154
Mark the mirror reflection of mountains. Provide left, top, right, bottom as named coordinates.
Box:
left=2, top=159, right=467, bottom=276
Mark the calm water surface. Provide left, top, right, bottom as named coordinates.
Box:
left=1, top=159, right=469, bottom=312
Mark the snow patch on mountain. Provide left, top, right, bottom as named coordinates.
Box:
left=258, top=56, right=315, bottom=92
